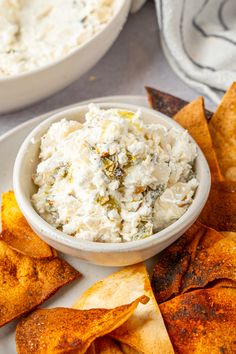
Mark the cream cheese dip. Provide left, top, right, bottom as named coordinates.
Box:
left=0, top=0, right=114, bottom=77
left=32, top=105, right=198, bottom=243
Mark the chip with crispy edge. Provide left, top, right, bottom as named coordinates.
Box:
left=16, top=296, right=148, bottom=354
left=152, top=222, right=206, bottom=303
left=94, top=337, right=124, bottom=354
left=146, top=87, right=213, bottom=120
left=152, top=222, right=236, bottom=303
left=209, top=82, right=236, bottom=181
left=1, top=191, right=56, bottom=259
left=208, top=278, right=236, bottom=289
left=86, top=344, right=96, bottom=354
left=180, top=234, right=236, bottom=293
left=160, top=287, right=236, bottom=354
left=93, top=338, right=141, bottom=354
left=120, top=343, right=141, bottom=354
left=0, top=240, right=80, bottom=328
left=173, top=97, right=222, bottom=182
left=199, top=181, right=236, bottom=232
left=74, top=263, right=174, bottom=354
left=221, top=231, right=236, bottom=241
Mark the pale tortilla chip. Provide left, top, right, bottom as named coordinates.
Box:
left=1, top=191, right=56, bottom=259
left=0, top=240, right=80, bottom=327
left=74, top=263, right=174, bottom=354
left=174, top=97, right=222, bottom=182
left=209, top=82, right=236, bottom=181
left=199, top=181, right=236, bottom=232
left=160, top=287, right=236, bottom=354
left=16, top=297, right=147, bottom=354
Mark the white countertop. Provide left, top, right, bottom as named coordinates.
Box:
left=0, top=1, right=215, bottom=136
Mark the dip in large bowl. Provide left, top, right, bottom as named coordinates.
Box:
left=0, top=0, right=115, bottom=77
left=0, top=0, right=131, bottom=113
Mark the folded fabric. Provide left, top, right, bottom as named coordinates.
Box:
left=155, top=0, right=236, bottom=103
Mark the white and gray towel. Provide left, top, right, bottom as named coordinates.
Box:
left=133, top=0, right=236, bottom=103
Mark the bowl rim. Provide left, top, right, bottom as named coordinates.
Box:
left=0, top=0, right=129, bottom=83
left=13, top=102, right=211, bottom=253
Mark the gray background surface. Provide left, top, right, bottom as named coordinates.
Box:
left=0, top=0, right=215, bottom=136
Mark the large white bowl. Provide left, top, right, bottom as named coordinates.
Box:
left=0, top=0, right=131, bottom=114
left=13, top=103, right=211, bottom=266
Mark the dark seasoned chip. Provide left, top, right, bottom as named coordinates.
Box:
left=160, top=287, right=236, bottom=354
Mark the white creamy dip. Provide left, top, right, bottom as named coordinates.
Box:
left=0, top=0, right=114, bottom=76
left=32, top=105, right=198, bottom=243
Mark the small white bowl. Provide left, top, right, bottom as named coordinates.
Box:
left=13, top=103, right=211, bottom=266
left=0, top=0, right=131, bottom=113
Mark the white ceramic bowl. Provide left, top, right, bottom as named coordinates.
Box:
left=0, top=0, right=131, bottom=114
left=13, top=103, right=211, bottom=266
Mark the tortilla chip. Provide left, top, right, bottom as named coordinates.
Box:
left=199, top=181, right=236, bottom=232
left=173, top=97, right=222, bottom=182
left=16, top=297, right=147, bottom=354
left=208, top=279, right=236, bottom=289
left=120, top=344, right=141, bottom=354
left=94, top=338, right=141, bottom=354
left=181, top=235, right=236, bottom=294
left=1, top=191, right=56, bottom=259
left=94, top=337, right=123, bottom=354
left=209, top=82, right=236, bottom=181
left=0, top=240, right=80, bottom=327
left=151, top=222, right=208, bottom=303
left=221, top=231, right=236, bottom=242
left=146, top=87, right=213, bottom=120
left=86, top=344, right=96, bottom=354
left=160, top=287, right=236, bottom=354
left=146, top=87, right=189, bottom=117
left=74, top=263, right=174, bottom=354
left=151, top=222, right=233, bottom=303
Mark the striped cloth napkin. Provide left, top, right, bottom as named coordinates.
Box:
left=155, top=0, right=236, bottom=103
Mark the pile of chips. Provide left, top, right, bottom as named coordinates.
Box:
left=148, top=83, right=236, bottom=354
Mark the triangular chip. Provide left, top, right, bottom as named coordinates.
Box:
left=208, top=279, right=236, bottom=289
left=221, top=231, right=236, bottom=242
left=16, top=297, right=147, bottom=354
left=146, top=87, right=189, bottom=117
left=94, top=337, right=142, bottom=354
left=74, top=263, right=174, bottom=354
left=94, top=337, right=124, bottom=354
left=181, top=235, right=236, bottom=293
left=209, top=82, right=236, bottom=181
left=86, top=343, right=96, bottom=354
left=160, top=287, right=236, bottom=354
left=152, top=222, right=208, bottom=303
left=120, top=344, right=141, bottom=354
left=199, top=181, right=236, bottom=232
left=173, top=97, right=222, bottom=182
left=151, top=222, right=234, bottom=303
left=0, top=240, right=80, bottom=327
left=146, top=87, right=213, bottom=120
left=1, top=191, right=56, bottom=259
